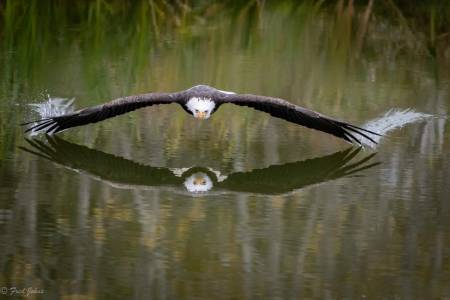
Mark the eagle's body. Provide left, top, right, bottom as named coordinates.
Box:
left=23, top=84, right=380, bottom=145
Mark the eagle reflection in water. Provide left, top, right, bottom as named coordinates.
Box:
left=21, top=136, right=380, bottom=195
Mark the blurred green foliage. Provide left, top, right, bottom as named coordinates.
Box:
left=0, top=0, right=448, bottom=158
left=0, top=2, right=449, bottom=298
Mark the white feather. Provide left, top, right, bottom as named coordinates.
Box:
left=183, top=172, right=213, bottom=193
left=186, top=97, right=215, bottom=119
left=218, top=89, right=236, bottom=95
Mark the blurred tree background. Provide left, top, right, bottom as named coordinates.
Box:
left=1, top=2, right=450, bottom=299
left=0, top=0, right=449, bottom=165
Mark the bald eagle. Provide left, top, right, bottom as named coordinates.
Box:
left=21, top=136, right=379, bottom=195
left=22, top=85, right=380, bottom=145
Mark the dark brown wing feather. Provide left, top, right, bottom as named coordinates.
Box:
left=22, top=92, right=183, bottom=134
left=219, top=94, right=380, bottom=144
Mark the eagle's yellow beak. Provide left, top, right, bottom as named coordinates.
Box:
left=196, top=111, right=207, bottom=119
left=193, top=177, right=206, bottom=185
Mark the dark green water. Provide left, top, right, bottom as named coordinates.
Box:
left=1, top=2, right=449, bottom=299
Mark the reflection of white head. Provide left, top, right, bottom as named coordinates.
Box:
left=186, top=97, right=215, bottom=119
left=184, top=172, right=213, bottom=193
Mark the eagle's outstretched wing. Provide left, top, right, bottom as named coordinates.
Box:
left=22, top=92, right=184, bottom=134
left=21, top=137, right=379, bottom=195
left=20, top=136, right=182, bottom=187
left=219, top=93, right=380, bottom=145
left=218, top=147, right=379, bottom=194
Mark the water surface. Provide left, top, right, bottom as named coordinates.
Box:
left=1, top=2, right=449, bottom=299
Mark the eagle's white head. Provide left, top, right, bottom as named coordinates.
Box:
left=183, top=172, right=213, bottom=193
left=186, top=97, right=215, bottom=120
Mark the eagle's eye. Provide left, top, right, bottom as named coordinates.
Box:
left=195, top=109, right=199, bottom=113
left=201, top=180, right=206, bottom=185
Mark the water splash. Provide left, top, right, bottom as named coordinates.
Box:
left=362, top=108, right=436, bottom=149
left=29, top=95, right=75, bottom=118
left=27, top=95, right=75, bottom=136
